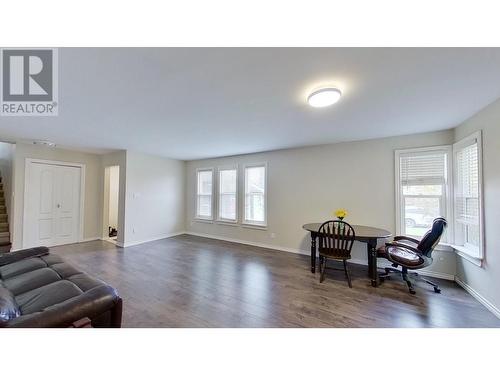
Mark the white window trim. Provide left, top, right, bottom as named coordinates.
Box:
left=195, top=167, right=214, bottom=221
left=242, top=162, right=268, bottom=228
left=216, top=165, right=238, bottom=224
left=394, top=145, right=453, bottom=243
left=451, top=130, right=484, bottom=264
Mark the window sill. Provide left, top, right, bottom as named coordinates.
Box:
left=194, top=218, right=214, bottom=224
left=241, top=223, right=267, bottom=230
left=452, top=245, right=483, bottom=267
left=216, top=220, right=239, bottom=227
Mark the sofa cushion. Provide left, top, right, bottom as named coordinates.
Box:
left=0, top=257, right=47, bottom=279
left=50, top=262, right=83, bottom=279
left=67, top=273, right=106, bottom=292
left=40, top=254, right=65, bottom=266
left=0, top=285, right=20, bottom=326
left=3, top=268, right=62, bottom=296
left=15, top=280, right=84, bottom=315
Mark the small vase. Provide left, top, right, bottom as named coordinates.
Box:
left=337, top=217, right=345, bottom=230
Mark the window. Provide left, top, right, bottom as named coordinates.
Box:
left=244, top=164, right=266, bottom=226
left=218, top=167, right=238, bottom=222
left=453, top=131, right=483, bottom=260
left=395, top=146, right=451, bottom=240
left=196, top=169, right=213, bottom=220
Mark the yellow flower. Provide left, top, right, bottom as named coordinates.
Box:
left=334, top=209, right=348, bottom=219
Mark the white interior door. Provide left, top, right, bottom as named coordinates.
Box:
left=23, top=161, right=82, bottom=248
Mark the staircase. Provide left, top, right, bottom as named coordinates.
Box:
left=0, top=173, right=11, bottom=253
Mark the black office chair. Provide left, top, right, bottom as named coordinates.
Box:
left=377, top=217, right=447, bottom=295
left=318, top=220, right=356, bottom=287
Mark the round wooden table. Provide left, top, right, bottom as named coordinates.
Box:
left=303, top=223, right=392, bottom=287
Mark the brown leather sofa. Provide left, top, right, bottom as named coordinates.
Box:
left=0, top=246, right=122, bottom=328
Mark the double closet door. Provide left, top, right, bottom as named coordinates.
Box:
left=23, top=161, right=82, bottom=248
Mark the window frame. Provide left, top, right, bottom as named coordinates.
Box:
left=195, top=167, right=215, bottom=221
left=242, top=162, right=268, bottom=228
left=216, top=165, right=239, bottom=224
left=394, top=145, right=453, bottom=243
left=451, top=130, right=484, bottom=263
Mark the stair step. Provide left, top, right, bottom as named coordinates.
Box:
left=0, top=232, right=9, bottom=239
left=0, top=244, right=11, bottom=254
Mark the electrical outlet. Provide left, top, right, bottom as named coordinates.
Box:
left=270, top=232, right=276, bottom=239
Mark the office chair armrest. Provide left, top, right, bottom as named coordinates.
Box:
left=393, top=236, right=420, bottom=245
left=385, top=241, right=422, bottom=254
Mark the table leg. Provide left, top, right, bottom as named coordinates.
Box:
left=310, top=233, right=317, bottom=273
left=366, top=239, right=379, bottom=287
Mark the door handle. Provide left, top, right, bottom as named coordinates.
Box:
left=56, top=203, right=61, bottom=208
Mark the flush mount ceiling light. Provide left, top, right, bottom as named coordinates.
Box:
left=307, top=87, right=342, bottom=108
left=33, top=140, right=56, bottom=147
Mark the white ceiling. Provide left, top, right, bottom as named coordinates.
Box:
left=1, top=48, right=500, bottom=160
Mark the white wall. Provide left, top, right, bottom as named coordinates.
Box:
left=453, top=98, right=500, bottom=315
left=0, top=142, right=14, bottom=231
left=186, top=130, right=457, bottom=278
left=108, top=165, right=120, bottom=229
left=122, top=151, right=185, bottom=247
left=11, top=143, right=103, bottom=250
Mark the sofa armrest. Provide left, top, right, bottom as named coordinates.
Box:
left=7, top=285, right=122, bottom=328
left=0, top=247, right=50, bottom=266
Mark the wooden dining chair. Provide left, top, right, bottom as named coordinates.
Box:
left=317, top=220, right=356, bottom=287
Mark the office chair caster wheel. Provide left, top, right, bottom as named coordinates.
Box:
left=434, top=287, right=441, bottom=294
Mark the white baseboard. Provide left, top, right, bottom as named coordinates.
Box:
left=455, top=277, right=500, bottom=320
left=184, top=231, right=310, bottom=256
left=415, top=269, right=456, bottom=281
left=80, top=236, right=101, bottom=242
left=119, top=231, right=185, bottom=248
left=184, top=231, right=455, bottom=280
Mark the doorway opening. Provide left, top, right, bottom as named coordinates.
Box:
left=103, top=165, right=120, bottom=243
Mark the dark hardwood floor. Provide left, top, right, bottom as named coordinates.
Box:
left=51, top=234, right=500, bottom=328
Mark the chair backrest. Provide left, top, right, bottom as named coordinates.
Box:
left=416, top=217, right=448, bottom=257
left=318, top=220, right=356, bottom=258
